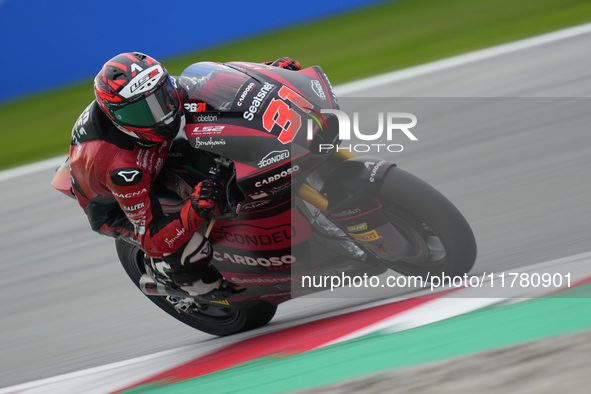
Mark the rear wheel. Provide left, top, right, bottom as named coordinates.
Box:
left=115, top=239, right=277, bottom=336
left=375, top=167, right=477, bottom=278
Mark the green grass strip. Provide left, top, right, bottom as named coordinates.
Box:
left=2, top=0, right=591, bottom=170
left=119, top=284, right=591, bottom=394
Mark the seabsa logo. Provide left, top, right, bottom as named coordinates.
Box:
left=307, top=109, right=418, bottom=153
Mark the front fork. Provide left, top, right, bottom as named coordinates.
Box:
left=297, top=149, right=412, bottom=261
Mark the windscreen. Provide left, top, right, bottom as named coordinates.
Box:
left=181, top=62, right=251, bottom=111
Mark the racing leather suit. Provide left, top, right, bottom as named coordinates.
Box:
left=69, top=75, right=216, bottom=276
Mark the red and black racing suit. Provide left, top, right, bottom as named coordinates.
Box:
left=69, top=75, right=215, bottom=275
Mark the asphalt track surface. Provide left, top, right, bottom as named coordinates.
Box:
left=2, top=31, right=591, bottom=387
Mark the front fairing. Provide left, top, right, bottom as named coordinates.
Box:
left=180, top=61, right=339, bottom=179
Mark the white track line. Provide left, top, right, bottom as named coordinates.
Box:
left=0, top=155, right=67, bottom=183
left=3, top=21, right=591, bottom=183
left=334, top=21, right=591, bottom=96
left=3, top=250, right=591, bottom=394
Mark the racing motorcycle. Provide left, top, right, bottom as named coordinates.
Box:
left=53, top=61, right=477, bottom=336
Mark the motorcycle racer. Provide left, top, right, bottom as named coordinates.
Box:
left=69, top=52, right=301, bottom=296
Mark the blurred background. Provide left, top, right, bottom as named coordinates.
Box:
left=2, top=0, right=591, bottom=169
left=2, top=0, right=591, bottom=392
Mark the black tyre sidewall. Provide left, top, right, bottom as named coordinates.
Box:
left=115, top=239, right=277, bottom=336
left=377, top=167, right=477, bottom=278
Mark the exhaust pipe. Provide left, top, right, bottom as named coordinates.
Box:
left=139, top=274, right=191, bottom=297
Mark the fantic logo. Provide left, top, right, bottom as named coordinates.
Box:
left=258, top=150, right=290, bottom=168
left=307, top=110, right=417, bottom=153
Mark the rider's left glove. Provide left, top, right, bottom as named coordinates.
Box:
left=179, top=179, right=223, bottom=232
left=265, top=57, right=301, bottom=71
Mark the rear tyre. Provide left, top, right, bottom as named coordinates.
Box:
left=376, top=167, right=477, bottom=278
left=115, top=239, right=277, bottom=336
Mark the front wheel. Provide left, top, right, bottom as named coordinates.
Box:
left=375, top=167, right=477, bottom=278
left=115, top=239, right=277, bottom=336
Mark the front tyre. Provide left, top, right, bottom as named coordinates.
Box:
left=376, top=167, right=477, bottom=278
left=115, top=239, right=277, bottom=336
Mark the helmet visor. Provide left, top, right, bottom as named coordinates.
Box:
left=112, top=80, right=179, bottom=127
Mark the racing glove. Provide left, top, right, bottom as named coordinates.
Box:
left=265, top=57, right=301, bottom=71
left=179, top=179, right=222, bottom=232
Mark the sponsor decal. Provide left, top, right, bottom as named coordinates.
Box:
left=184, top=102, right=207, bottom=112
left=273, top=284, right=292, bottom=290
left=237, top=82, right=256, bottom=107
left=118, top=170, right=140, bottom=182
left=112, top=188, right=148, bottom=199
left=243, top=82, right=275, bottom=121
left=120, top=65, right=164, bottom=98
left=261, top=85, right=312, bottom=144
left=258, top=150, right=290, bottom=168
left=129, top=216, right=146, bottom=226
left=373, top=244, right=388, bottom=254
left=191, top=125, right=225, bottom=135
left=210, top=300, right=230, bottom=305
left=110, top=168, right=143, bottom=186
left=322, top=72, right=337, bottom=99
left=330, top=208, right=361, bottom=218
left=193, top=137, right=226, bottom=149
left=135, top=150, right=156, bottom=171
left=366, top=160, right=387, bottom=182
left=164, top=228, right=187, bottom=249
left=255, top=165, right=300, bottom=187
left=323, top=265, right=356, bottom=276
left=213, top=251, right=296, bottom=267
left=269, top=183, right=291, bottom=195
left=346, top=223, right=368, bottom=232
left=350, top=230, right=380, bottom=242
left=241, top=200, right=270, bottom=211
left=311, top=80, right=326, bottom=100
left=155, top=158, right=164, bottom=174
left=249, top=191, right=269, bottom=200
left=231, top=276, right=293, bottom=284
left=193, top=114, right=218, bottom=122
left=260, top=292, right=292, bottom=299
left=212, top=224, right=295, bottom=246
left=123, top=202, right=145, bottom=212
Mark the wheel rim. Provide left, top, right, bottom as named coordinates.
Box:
left=382, top=208, right=447, bottom=267
left=131, top=250, right=243, bottom=327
